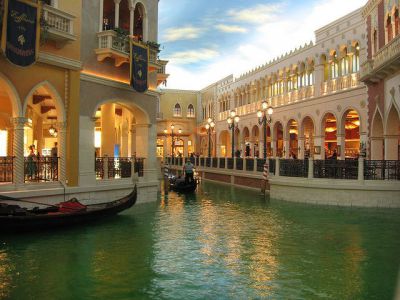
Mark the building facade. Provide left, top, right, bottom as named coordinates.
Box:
left=0, top=0, right=167, bottom=204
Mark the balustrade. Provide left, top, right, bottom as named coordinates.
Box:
left=24, top=157, right=59, bottom=183
left=364, top=160, right=400, bottom=180
left=280, top=159, right=308, bottom=178
left=0, top=157, right=14, bottom=183
left=313, top=159, right=358, bottom=179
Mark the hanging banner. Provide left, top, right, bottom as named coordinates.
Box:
left=1, top=0, right=41, bottom=67
left=130, top=40, right=148, bottom=93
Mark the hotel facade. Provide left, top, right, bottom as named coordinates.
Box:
left=0, top=0, right=168, bottom=204
left=161, top=1, right=400, bottom=207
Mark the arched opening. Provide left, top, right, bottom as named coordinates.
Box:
left=330, top=51, right=339, bottom=79
left=219, top=130, right=230, bottom=157
left=387, top=15, right=393, bottom=43
left=119, top=0, right=130, bottom=32
left=395, top=8, right=399, bottom=36
left=242, top=127, right=250, bottom=157
left=287, top=119, right=298, bottom=158
left=340, top=47, right=349, bottom=76
left=352, top=42, right=360, bottom=72
left=343, top=109, right=360, bottom=158
left=385, top=106, right=400, bottom=160
left=0, top=74, right=21, bottom=183
left=274, top=122, right=283, bottom=157
left=174, top=139, right=184, bottom=157
left=24, top=84, right=64, bottom=182
left=251, top=125, right=259, bottom=158
left=102, top=0, right=115, bottom=30
left=266, top=126, right=272, bottom=157
left=301, top=116, right=315, bottom=158
left=133, top=2, right=144, bottom=41
left=323, top=113, right=337, bottom=159
left=173, top=103, right=181, bottom=117
left=371, top=111, right=384, bottom=160
left=187, top=104, right=195, bottom=118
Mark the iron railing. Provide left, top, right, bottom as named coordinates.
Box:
left=0, top=156, right=13, bottom=183
left=236, top=158, right=243, bottom=170
left=212, top=158, right=218, bottom=168
left=246, top=159, right=254, bottom=171
left=256, top=159, right=266, bottom=172
left=280, top=159, right=308, bottom=178
left=269, top=159, right=276, bottom=175
left=313, top=159, right=358, bottom=179
left=219, top=158, right=226, bottom=169
left=95, top=157, right=105, bottom=179
left=227, top=158, right=234, bottom=170
left=24, top=157, right=59, bottom=182
left=205, top=158, right=211, bottom=168
left=364, top=160, right=400, bottom=180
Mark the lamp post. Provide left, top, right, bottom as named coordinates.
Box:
left=205, top=118, right=215, bottom=158
left=164, top=124, right=182, bottom=161
left=257, top=100, right=273, bottom=159
left=227, top=110, right=240, bottom=158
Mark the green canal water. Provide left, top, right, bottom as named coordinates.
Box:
left=1, top=182, right=400, bottom=300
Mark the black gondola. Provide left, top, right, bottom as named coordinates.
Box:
left=169, top=176, right=197, bottom=193
left=0, top=185, right=137, bottom=232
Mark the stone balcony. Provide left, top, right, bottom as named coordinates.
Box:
left=94, top=31, right=169, bottom=84
left=321, top=73, right=360, bottom=95
left=360, top=35, right=400, bottom=83
left=42, top=5, right=76, bottom=44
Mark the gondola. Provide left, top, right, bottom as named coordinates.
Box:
left=169, top=176, right=197, bottom=193
left=0, top=185, right=137, bottom=232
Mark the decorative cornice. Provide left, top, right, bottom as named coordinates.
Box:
left=362, top=0, right=379, bottom=18
left=38, top=52, right=82, bottom=71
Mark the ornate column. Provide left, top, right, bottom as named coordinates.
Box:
left=298, top=136, right=305, bottom=159
left=314, top=135, right=324, bottom=160
left=129, top=4, right=134, bottom=35
left=56, top=122, right=67, bottom=182
left=314, top=64, right=324, bottom=97
left=114, top=0, right=121, bottom=28
left=7, top=126, right=13, bottom=156
left=336, top=133, right=345, bottom=160
left=12, top=117, right=26, bottom=185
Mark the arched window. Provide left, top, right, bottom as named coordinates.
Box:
left=103, top=0, right=115, bottom=30
left=187, top=104, right=195, bottom=118
left=373, top=29, right=378, bottom=55
left=352, top=43, right=360, bottom=72
left=173, top=103, right=181, bottom=117
left=340, top=48, right=349, bottom=76
left=330, top=52, right=339, bottom=79
left=395, top=9, right=399, bottom=36
left=387, top=15, right=393, bottom=43
left=134, top=3, right=144, bottom=41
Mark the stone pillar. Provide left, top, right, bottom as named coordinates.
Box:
left=283, top=140, right=290, bottom=159
left=12, top=117, right=26, bottom=185
left=272, top=140, right=277, bottom=157
left=275, top=157, right=280, bottom=177
left=129, top=4, right=134, bottom=35
left=99, top=0, right=104, bottom=32
left=314, top=135, right=324, bottom=160
left=358, top=157, right=364, bottom=181
left=101, top=103, right=115, bottom=157
left=130, top=124, right=136, bottom=157
left=298, top=136, right=305, bottom=159
left=136, top=123, right=158, bottom=181
left=114, top=0, right=121, bottom=28
left=78, top=116, right=97, bottom=186
left=7, top=126, right=13, bottom=156
left=308, top=157, right=314, bottom=179
left=249, top=142, right=254, bottom=157
left=56, top=122, right=67, bottom=182
left=216, top=143, right=221, bottom=157
left=314, top=64, right=324, bottom=97
left=337, top=133, right=345, bottom=160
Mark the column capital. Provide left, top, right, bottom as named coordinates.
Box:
left=11, top=117, right=27, bottom=128
left=114, top=0, right=122, bottom=4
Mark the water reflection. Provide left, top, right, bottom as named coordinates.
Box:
left=0, top=182, right=399, bottom=299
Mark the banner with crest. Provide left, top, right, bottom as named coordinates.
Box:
left=1, top=0, right=41, bottom=67
left=130, top=41, right=148, bottom=93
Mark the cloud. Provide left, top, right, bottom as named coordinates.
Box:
left=165, top=49, right=219, bottom=65
left=215, top=24, right=247, bottom=33
left=227, top=4, right=283, bottom=24
left=162, top=26, right=204, bottom=42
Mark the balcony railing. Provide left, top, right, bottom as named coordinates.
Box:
left=360, top=36, right=400, bottom=82
left=95, top=156, right=145, bottom=179
left=0, top=157, right=13, bottom=183
left=42, top=5, right=76, bottom=42
left=321, top=73, right=360, bottom=95
left=24, top=157, right=59, bottom=183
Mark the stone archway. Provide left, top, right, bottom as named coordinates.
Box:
left=301, top=116, right=315, bottom=158
left=251, top=125, right=259, bottom=157
left=274, top=122, right=283, bottom=157
left=218, top=130, right=230, bottom=157
left=341, top=109, right=361, bottom=159
left=287, top=119, right=299, bottom=158
left=371, top=110, right=384, bottom=160
left=385, top=105, right=400, bottom=160
left=322, top=112, right=337, bottom=159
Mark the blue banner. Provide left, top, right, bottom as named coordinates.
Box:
left=130, top=42, right=148, bottom=93
left=1, top=0, right=40, bottom=67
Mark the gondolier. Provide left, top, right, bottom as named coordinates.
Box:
left=183, top=159, right=194, bottom=184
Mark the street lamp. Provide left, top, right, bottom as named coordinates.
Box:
left=227, top=110, right=240, bottom=158
left=164, top=124, right=182, bottom=159
left=205, top=118, right=215, bottom=158
left=257, top=100, right=273, bottom=159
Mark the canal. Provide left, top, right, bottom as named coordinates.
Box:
left=1, top=181, right=400, bottom=299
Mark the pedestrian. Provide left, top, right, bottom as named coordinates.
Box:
left=27, top=145, right=37, bottom=180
